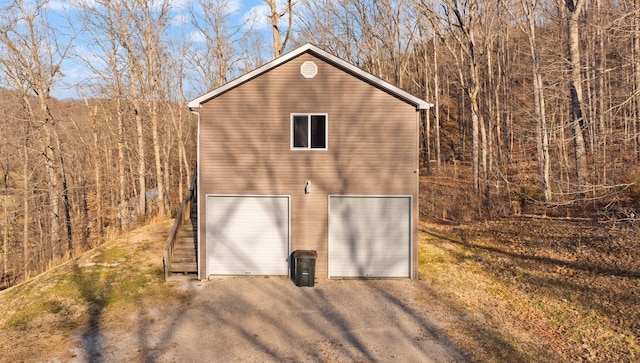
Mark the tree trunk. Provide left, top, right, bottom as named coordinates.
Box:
left=522, top=0, right=552, bottom=201
left=2, top=167, right=8, bottom=282
left=22, top=123, right=30, bottom=278
left=536, top=68, right=552, bottom=202
left=56, top=134, right=72, bottom=254
left=471, top=93, right=480, bottom=194
left=135, top=102, right=146, bottom=216
left=151, top=100, right=166, bottom=216
left=146, top=16, right=166, bottom=217
left=635, top=0, right=640, bottom=161
left=42, top=122, right=61, bottom=263
left=566, top=0, right=589, bottom=189
left=469, top=26, right=482, bottom=196
left=433, top=37, right=441, bottom=172
left=117, top=99, right=127, bottom=230
left=90, top=103, right=103, bottom=236
left=266, top=0, right=293, bottom=57
left=424, top=51, right=431, bottom=173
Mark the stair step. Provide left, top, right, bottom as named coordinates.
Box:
left=175, top=237, right=195, bottom=242
left=170, top=262, right=197, bottom=273
left=167, top=215, right=198, bottom=275
left=175, top=237, right=196, bottom=243
left=174, top=250, right=195, bottom=255
left=172, top=258, right=196, bottom=264
left=172, top=249, right=196, bottom=255
left=173, top=243, right=195, bottom=248
left=174, top=244, right=195, bottom=249
left=174, top=251, right=195, bottom=256
left=172, top=249, right=196, bottom=256
left=173, top=246, right=196, bottom=256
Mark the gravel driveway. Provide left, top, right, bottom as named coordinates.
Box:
left=70, top=277, right=468, bottom=362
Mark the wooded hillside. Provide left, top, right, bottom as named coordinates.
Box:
left=2, top=0, right=640, bottom=289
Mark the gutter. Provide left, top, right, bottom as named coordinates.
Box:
left=188, top=107, right=202, bottom=281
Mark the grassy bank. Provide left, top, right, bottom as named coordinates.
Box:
left=1, top=218, right=637, bottom=362
left=418, top=219, right=639, bottom=362
left=0, top=220, right=189, bottom=362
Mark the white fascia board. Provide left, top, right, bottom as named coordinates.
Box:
left=187, top=44, right=433, bottom=110
left=307, top=46, right=433, bottom=110
left=187, top=44, right=315, bottom=109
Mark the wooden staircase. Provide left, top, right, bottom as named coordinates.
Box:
left=164, top=169, right=198, bottom=281
left=169, top=212, right=197, bottom=275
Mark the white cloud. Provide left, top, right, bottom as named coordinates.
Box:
left=188, top=30, right=206, bottom=43
left=242, top=0, right=299, bottom=32
left=69, top=0, right=97, bottom=9
left=171, top=13, right=189, bottom=26
left=243, top=4, right=271, bottom=31
left=168, top=0, right=190, bottom=11
left=224, top=0, right=244, bottom=15
left=45, top=0, right=70, bottom=11
left=46, top=0, right=99, bottom=11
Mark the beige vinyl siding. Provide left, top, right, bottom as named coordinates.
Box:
left=198, top=53, right=418, bottom=279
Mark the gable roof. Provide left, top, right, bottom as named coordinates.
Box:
left=187, top=43, right=432, bottom=110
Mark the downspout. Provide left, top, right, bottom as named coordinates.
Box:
left=414, top=108, right=420, bottom=280
left=414, top=102, right=432, bottom=280
left=189, top=107, right=202, bottom=281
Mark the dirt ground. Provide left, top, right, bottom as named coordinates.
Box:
left=0, top=217, right=638, bottom=362
left=65, top=278, right=467, bottom=362
left=0, top=221, right=467, bottom=363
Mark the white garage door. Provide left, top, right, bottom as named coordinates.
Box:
left=206, top=196, right=289, bottom=276
left=329, top=196, right=411, bottom=278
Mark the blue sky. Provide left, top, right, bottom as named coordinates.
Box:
left=33, top=0, right=287, bottom=99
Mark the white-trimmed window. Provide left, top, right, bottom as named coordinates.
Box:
left=291, top=114, right=327, bottom=150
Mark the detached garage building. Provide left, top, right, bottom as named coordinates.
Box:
left=188, top=44, right=431, bottom=280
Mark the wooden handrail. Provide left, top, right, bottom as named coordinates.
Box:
left=163, top=167, right=197, bottom=280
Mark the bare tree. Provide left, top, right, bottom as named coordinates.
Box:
left=188, top=0, right=251, bottom=91
left=0, top=115, right=11, bottom=282
left=78, top=0, right=135, bottom=228
left=20, top=105, right=31, bottom=276
left=86, top=101, right=102, bottom=235
left=0, top=0, right=74, bottom=267
left=161, top=38, right=195, bottom=202
left=265, top=0, right=293, bottom=57
left=635, top=0, right=640, bottom=162
left=127, top=0, right=172, bottom=217
left=506, top=0, right=552, bottom=201
left=565, top=0, right=589, bottom=189
left=419, top=0, right=485, bottom=196
left=296, top=0, right=362, bottom=62
left=433, top=32, right=442, bottom=172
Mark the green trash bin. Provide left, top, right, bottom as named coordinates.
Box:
left=292, top=250, right=317, bottom=287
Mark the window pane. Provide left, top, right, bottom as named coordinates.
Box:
left=310, top=115, right=326, bottom=148
left=293, top=116, right=308, bottom=147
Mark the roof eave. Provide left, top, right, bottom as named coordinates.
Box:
left=187, top=43, right=432, bottom=110
left=417, top=101, right=434, bottom=110
left=187, top=44, right=316, bottom=109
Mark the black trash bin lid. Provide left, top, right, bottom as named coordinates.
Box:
left=293, top=250, right=317, bottom=258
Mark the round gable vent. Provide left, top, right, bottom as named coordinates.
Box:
left=301, top=61, right=318, bottom=78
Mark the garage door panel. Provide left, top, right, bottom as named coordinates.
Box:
left=207, top=196, right=289, bottom=276
left=329, top=196, right=411, bottom=278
